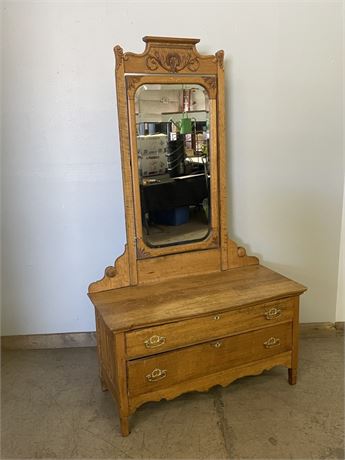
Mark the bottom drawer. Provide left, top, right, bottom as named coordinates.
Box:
left=127, top=322, right=292, bottom=397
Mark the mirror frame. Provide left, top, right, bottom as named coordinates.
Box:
left=88, top=37, right=259, bottom=293
left=127, top=75, right=218, bottom=258
left=107, top=37, right=231, bottom=286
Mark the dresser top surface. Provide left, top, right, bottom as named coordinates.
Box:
left=89, top=265, right=306, bottom=332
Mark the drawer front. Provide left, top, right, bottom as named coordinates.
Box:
left=127, top=322, right=292, bottom=397
left=126, top=297, right=294, bottom=358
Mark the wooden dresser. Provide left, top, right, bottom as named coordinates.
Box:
left=88, top=36, right=307, bottom=436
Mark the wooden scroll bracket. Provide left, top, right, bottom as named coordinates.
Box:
left=88, top=239, right=259, bottom=294
left=88, top=245, right=130, bottom=294
left=227, top=239, right=259, bottom=269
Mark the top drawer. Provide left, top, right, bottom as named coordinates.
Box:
left=125, top=297, right=294, bottom=359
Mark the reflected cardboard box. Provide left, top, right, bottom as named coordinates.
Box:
left=137, top=134, right=167, bottom=176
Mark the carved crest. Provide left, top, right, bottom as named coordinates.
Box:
left=146, top=51, right=200, bottom=73
left=114, top=37, right=219, bottom=75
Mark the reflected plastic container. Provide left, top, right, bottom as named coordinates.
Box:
left=166, top=138, right=185, bottom=178
left=151, top=207, right=189, bottom=226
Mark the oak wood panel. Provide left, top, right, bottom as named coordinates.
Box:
left=89, top=265, right=306, bottom=332
left=208, top=96, right=220, bottom=247
left=127, top=322, right=292, bottom=397
left=95, top=312, right=117, bottom=388
left=128, top=351, right=292, bottom=413
left=95, top=321, right=130, bottom=435
left=137, top=248, right=221, bottom=285
left=289, top=296, right=300, bottom=385
left=125, top=297, right=294, bottom=359
left=113, top=333, right=130, bottom=436
left=216, top=53, right=229, bottom=270
left=114, top=49, right=138, bottom=286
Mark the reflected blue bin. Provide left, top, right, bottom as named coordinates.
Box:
left=152, top=207, right=189, bottom=226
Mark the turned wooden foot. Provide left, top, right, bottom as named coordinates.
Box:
left=288, top=368, right=297, bottom=385
left=120, top=416, right=130, bottom=436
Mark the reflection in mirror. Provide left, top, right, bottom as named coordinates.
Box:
left=135, top=84, right=211, bottom=248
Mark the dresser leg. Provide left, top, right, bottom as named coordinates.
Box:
left=288, top=368, right=297, bottom=385
left=120, top=415, right=130, bottom=436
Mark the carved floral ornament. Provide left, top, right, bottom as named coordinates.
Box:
left=114, top=43, right=224, bottom=73
left=126, top=76, right=142, bottom=92
left=136, top=239, right=151, bottom=259
left=202, top=77, right=217, bottom=90
left=146, top=51, right=200, bottom=73
left=210, top=232, right=219, bottom=247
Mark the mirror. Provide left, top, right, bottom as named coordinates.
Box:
left=135, top=83, right=211, bottom=248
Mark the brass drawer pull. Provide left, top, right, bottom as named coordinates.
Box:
left=264, top=307, right=281, bottom=320
left=264, top=337, right=281, bottom=349
left=144, top=335, right=166, bottom=349
left=146, top=368, right=167, bottom=382
left=211, top=341, right=222, bottom=348
left=214, top=315, right=221, bottom=320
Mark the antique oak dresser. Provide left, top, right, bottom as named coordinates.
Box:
left=88, top=36, right=307, bottom=436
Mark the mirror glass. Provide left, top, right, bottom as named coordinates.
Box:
left=135, top=83, right=211, bottom=247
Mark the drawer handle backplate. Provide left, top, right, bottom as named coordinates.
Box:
left=264, top=337, right=281, bottom=349
left=211, top=341, right=222, bottom=348
left=146, top=368, right=167, bottom=382
left=264, top=307, right=282, bottom=320
left=144, top=335, right=166, bottom=349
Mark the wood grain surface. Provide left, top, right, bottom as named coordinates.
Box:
left=89, top=265, right=306, bottom=332
left=127, top=322, right=292, bottom=397
left=126, top=297, right=294, bottom=359
left=128, top=351, right=292, bottom=413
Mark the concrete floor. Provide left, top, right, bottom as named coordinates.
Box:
left=1, top=334, right=344, bottom=459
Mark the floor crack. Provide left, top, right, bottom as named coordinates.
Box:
left=213, top=387, right=234, bottom=459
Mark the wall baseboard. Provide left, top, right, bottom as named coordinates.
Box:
left=300, top=321, right=344, bottom=338
left=1, top=332, right=96, bottom=350
left=1, top=322, right=344, bottom=351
